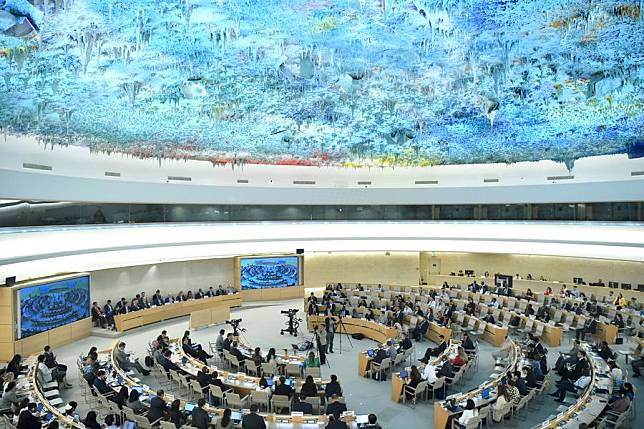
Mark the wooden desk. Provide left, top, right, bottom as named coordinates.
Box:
left=391, top=372, right=406, bottom=402
left=597, top=322, right=618, bottom=344
left=189, top=306, right=230, bottom=330
left=543, top=324, right=562, bottom=347
left=306, top=315, right=398, bottom=344
left=114, top=294, right=241, bottom=331
left=426, top=322, right=452, bottom=343
left=482, top=323, right=508, bottom=347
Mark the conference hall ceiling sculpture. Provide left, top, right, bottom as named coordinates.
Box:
left=0, top=0, right=642, bottom=167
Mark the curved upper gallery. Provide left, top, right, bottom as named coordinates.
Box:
left=1, top=136, right=644, bottom=205
left=0, top=221, right=643, bottom=282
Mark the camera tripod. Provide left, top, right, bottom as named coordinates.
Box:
left=334, top=315, right=353, bottom=354
left=280, top=313, right=302, bottom=336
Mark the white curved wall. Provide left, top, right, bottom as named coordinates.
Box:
left=1, top=135, right=643, bottom=204
left=1, top=221, right=643, bottom=283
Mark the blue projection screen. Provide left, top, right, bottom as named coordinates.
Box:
left=17, top=276, right=91, bottom=339
left=240, top=257, right=300, bottom=290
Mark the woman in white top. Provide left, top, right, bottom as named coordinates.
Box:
left=492, top=385, right=511, bottom=422
left=457, top=399, right=479, bottom=427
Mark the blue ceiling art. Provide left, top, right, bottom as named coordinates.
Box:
left=0, top=0, right=642, bottom=167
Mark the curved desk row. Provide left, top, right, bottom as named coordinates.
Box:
left=306, top=315, right=400, bottom=378
left=174, top=340, right=330, bottom=396
left=18, top=356, right=84, bottom=429
left=114, top=294, right=241, bottom=332
left=108, top=341, right=359, bottom=428
left=448, top=286, right=619, bottom=344
left=433, top=341, right=521, bottom=429
left=306, top=315, right=398, bottom=345
left=537, top=343, right=612, bottom=429
left=335, top=280, right=640, bottom=332
left=391, top=342, right=458, bottom=403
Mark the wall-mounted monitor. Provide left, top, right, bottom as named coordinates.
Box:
left=239, top=256, right=300, bottom=290
left=17, top=275, right=90, bottom=339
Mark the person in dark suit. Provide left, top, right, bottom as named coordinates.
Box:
left=241, top=404, right=266, bottom=429
left=291, top=394, right=313, bottom=414
left=159, top=350, right=179, bottom=374
left=115, top=298, right=128, bottom=314
left=325, top=411, right=348, bottom=429
left=400, top=334, right=414, bottom=350
left=17, top=403, right=40, bottom=429
left=325, top=395, right=347, bottom=416
left=575, top=318, right=597, bottom=341
left=190, top=399, right=211, bottom=429
left=461, top=334, right=475, bottom=352
left=324, top=374, right=342, bottom=398
left=222, top=334, right=234, bottom=352
left=152, top=290, right=164, bottom=306
left=365, top=414, right=382, bottom=429
left=197, top=367, right=213, bottom=394
left=103, top=300, right=115, bottom=327
left=92, top=371, right=115, bottom=397
left=274, top=376, right=293, bottom=398
left=420, top=335, right=447, bottom=363
left=167, top=399, right=185, bottom=429
left=513, top=371, right=528, bottom=395
left=147, top=390, right=168, bottom=423
left=412, top=318, right=429, bottom=341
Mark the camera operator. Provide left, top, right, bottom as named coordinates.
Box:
left=314, top=324, right=327, bottom=365
left=325, top=315, right=336, bottom=354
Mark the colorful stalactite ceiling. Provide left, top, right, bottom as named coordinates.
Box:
left=0, top=0, right=642, bottom=168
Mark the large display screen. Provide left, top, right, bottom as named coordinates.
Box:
left=240, top=257, right=300, bottom=290
left=17, top=276, right=90, bottom=339
left=0, top=1, right=641, bottom=168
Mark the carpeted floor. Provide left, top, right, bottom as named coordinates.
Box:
left=50, top=299, right=642, bottom=428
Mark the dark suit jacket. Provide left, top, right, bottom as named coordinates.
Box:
left=325, top=419, right=348, bottom=429
left=147, top=396, right=167, bottom=422
left=291, top=401, right=313, bottom=414
left=274, top=383, right=293, bottom=397
left=197, top=371, right=213, bottom=392
left=515, top=377, right=528, bottom=395
left=17, top=410, right=41, bottom=429
left=152, top=295, right=164, bottom=306
left=325, top=401, right=347, bottom=415
left=241, top=412, right=266, bottom=429
left=92, top=378, right=114, bottom=396
left=190, top=407, right=210, bottom=429
left=325, top=382, right=342, bottom=398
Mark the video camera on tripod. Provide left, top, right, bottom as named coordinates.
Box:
left=225, top=318, right=245, bottom=336
left=280, top=309, right=301, bottom=336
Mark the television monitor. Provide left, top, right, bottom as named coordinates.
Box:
left=17, top=275, right=90, bottom=339
left=239, top=256, right=300, bottom=290
left=494, top=274, right=513, bottom=289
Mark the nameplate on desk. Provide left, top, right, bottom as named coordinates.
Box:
left=291, top=412, right=304, bottom=417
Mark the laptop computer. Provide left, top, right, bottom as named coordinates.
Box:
left=231, top=411, right=242, bottom=424
left=184, top=403, right=195, bottom=414
left=399, top=370, right=408, bottom=379
left=131, top=386, right=144, bottom=394
left=367, top=349, right=375, bottom=358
